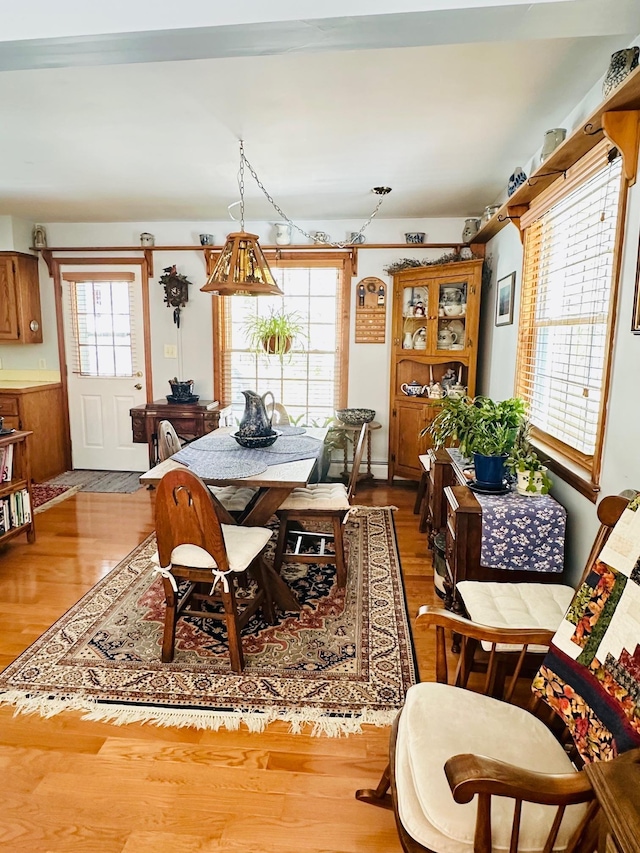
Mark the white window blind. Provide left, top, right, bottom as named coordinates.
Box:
left=516, top=144, right=623, bottom=471
left=216, top=260, right=348, bottom=424
left=64, top=273, right=137, bottom=377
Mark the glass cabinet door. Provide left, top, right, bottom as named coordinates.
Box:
left=435, top=278, right=468, bottom=352
left=400, top=283, right=429, bottom=351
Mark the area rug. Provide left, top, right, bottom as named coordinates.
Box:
left=0, top=507, right=416, bottom=735
left=44, top=469, right=144, bottom=493
left=32, top=483, right=80, bottom=514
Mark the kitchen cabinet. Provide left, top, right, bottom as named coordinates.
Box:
left=388, top=259, right=483, bottom=482
left=0, top=384, right=67, bottom=482
left=0, top=252, right=43, bottom=344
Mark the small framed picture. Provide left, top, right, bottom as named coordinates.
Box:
left=495, top=272, right=515, bottom=326
left=632, top=237, right=640, bottom=334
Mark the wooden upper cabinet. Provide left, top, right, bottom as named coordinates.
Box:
left=0, top=252, right=43, bottom=344
left=388, top=259, right=483, bottom=482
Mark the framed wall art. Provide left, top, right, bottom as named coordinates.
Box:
left=495, top=271, right=515, bottom=326
left=632, top=237, right=640, bottom=334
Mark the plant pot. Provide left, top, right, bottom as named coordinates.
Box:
left=263, top=335, right=292, bottom=355
left=516, top=467, right=548, bottom=496
left=473, top=452, right=508, bottom=488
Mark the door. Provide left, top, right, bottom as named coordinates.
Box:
left=62, top=267, right=148, bottom=471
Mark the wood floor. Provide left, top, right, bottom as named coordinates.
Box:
left=0, top=481, right=439, bottom=853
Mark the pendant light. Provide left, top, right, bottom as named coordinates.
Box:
left=201, top=141, right=283, bottom=296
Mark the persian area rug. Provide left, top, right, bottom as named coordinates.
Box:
left=0, top=507, right=416, bottom=736
left=44, top=469, right=144, bottom=493
left=32, top=483, right=80, bottom=514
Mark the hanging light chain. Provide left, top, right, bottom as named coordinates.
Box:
left=239, top=142, right=390, bottom=248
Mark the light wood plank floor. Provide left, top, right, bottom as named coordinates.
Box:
left=0, top=481, right=439, bottom=852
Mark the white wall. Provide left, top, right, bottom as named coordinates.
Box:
left=0, top=216, right=467, bottom=473
left=478, top=45, right=640, bottom=584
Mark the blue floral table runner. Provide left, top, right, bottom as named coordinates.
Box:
left=474, top=491, right=566, bottom=573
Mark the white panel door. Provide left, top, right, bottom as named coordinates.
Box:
left=62, top=266, right=148, bottom=471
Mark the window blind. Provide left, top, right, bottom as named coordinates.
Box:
left=215, top=257, right=349, bottom=423
left=63, top=273, right=137, bottom=377
left=516, top=142, right=623, bottom=473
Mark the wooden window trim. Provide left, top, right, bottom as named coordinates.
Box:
left=211, top=253, right=351, bottom=409
left=515, top=142, right=629, bottom=498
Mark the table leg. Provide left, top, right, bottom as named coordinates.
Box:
left=241, top=487, right=294, bottom=527
left=263, top=562, right=301, bottom=612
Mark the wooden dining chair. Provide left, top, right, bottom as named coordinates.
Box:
left=266, top=402, right=291, bottom=426
left=356, top=491, right=640, bottom=851
left=453, top=491, right=633, bottom=696
left=157, top=420, right=258, bottom=517
left=272, top=423, right=367, bottom=588
left=154, top=468, right=276, bottom=672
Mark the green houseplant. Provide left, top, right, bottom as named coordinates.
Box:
left=422, top=395, right=526, bottom=487
left=243, top=308, right=305, bottom=362
left=507, top=420, right=552, bottom=495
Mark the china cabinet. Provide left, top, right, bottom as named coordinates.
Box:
left=388, top=259, right=483, bottom=481
left=0, top=252, right=43, bottom=344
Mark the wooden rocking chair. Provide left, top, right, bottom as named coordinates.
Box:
left=356, top=492, right=640, bottom=852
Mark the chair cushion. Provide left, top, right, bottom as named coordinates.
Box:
left=457, top=581, right=575, bottom=653
left=396, top=682, right=587, bottom=853
left=171, top=524, right=272, bottom=574
left=208, top=485, right=257, bottom=512
left=279, top=483, right=350, bottom=511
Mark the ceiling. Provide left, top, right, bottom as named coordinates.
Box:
left=0, top=0, right=639, bottom=223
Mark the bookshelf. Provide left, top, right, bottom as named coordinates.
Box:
left=0, top=430, right=35, bottom=545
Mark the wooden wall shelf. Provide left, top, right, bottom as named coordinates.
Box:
left=36, top=242, right=466, bottom=253
left=472, top=63, right=640, bottom=244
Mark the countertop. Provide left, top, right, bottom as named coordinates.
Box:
left=0, top=380, right=62, bottom=389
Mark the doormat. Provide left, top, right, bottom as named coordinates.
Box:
left=0, top=508, right=416, bottom=736
left=32, top=483, right=80, bottom=514
left=44, top=469, right=144, bottom=493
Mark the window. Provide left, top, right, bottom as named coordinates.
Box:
left=66, top=274, right=137, bottom=377
left=516, top=142, right=625, bottom=491
left=214, top=257, right=349, bottom=423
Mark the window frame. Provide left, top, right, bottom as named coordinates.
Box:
left=212, top=252, right=351, bottom=418
left=515, top=142, right=629, bottom=501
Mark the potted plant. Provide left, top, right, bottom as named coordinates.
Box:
left=507, top=420, right=552, bottom=496
left=422, top=395, right=526, bottom=488
left=243, top=308, right=305, bottom=362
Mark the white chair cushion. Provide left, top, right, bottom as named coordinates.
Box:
left=279, top=483, right=350, bottom=511
left=418, top=453, right=431, bottom=473
left=207, top=485, right=257, bottom=512
left=396, top=682, right=587, bottom=853
left=457, top=581, right=575, bottom=652
left=171, top=524, right=272, bottom=574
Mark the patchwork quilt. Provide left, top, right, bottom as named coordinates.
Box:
left=533, top=494, right=640, bottom=763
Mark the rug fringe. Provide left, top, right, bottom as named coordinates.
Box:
left=0, top=690, right=397, bottom=736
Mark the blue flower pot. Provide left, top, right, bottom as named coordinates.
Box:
left=473, top=453, right=508, bottom=488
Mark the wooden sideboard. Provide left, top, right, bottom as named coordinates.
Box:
left=0, top=383, right=67, bottom=482
left=130, top=399, right=232, bottom=467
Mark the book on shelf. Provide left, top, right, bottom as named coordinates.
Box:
left=0, top=487, right=31, bottom=535
left=1, top=444, right=14, bottom=482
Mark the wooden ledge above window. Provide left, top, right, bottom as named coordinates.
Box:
left=471, top=63, right=640, bottom=244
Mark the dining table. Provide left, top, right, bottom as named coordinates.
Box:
left=140, top=425, right=328, bottom=613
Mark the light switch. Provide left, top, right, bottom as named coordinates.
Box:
left=164, top=344, right=178, bottom=358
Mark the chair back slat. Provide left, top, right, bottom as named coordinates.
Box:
left=155, top=468, right=229, bottom=572
left=347, top=423, right=368, bottom=501
left=158, top=420, right=182, bottom=461
left=509, top=799, right=522, bottom=853
left=542, top=805, right=565, bottom=853
left=266, top=402, right=290, bottom=426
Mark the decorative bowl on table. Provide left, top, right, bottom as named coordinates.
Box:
left=335, top=408, right=376, bottom=425
left=232, top=430, right=281, bottom=449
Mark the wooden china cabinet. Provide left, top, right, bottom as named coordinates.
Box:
left=388, top=259, right=483, bottom=482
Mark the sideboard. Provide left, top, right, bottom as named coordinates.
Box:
left=130, top=399, right=232, bottom=467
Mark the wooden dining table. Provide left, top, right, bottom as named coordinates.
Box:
left=140, top=426, right=328, bottom=613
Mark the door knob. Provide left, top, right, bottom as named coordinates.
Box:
left=135, top=371, right=143, bottom=377
left=134, top=383, right=142, bottom=390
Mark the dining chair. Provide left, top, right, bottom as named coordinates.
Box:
left=355, top=491, right=640, bottom=851
left=272, top=422, right=367, bottom=588
left=154, top=468, right=276, bottom=672
left=453, top=491, right=632, bottom=695
left=157, top=420, right=258, bottom=517
left=266, top=401, right=291, bottom=426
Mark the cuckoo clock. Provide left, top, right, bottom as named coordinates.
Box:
left=159, top=265, right=191, bottom=327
